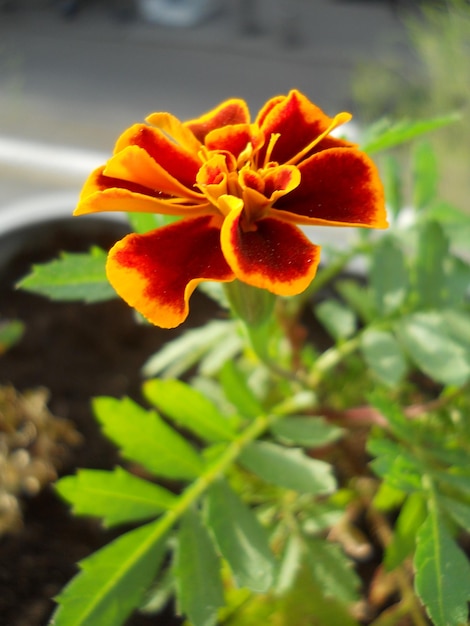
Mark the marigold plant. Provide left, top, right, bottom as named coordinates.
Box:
left=19, top=92, right=470, bottom=626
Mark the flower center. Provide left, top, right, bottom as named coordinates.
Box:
left=195, top=134, right=301, bottom=232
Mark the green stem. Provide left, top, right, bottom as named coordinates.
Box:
left=144, top=412, right=273, bottom=547
left=307, top=335, right=362, bottom=388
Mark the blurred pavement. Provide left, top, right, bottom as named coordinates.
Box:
left=0, top=0, right=411, bottom=215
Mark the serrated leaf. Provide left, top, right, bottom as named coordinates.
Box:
left=92, top=396, right=203, bottom=480
left=51, top=519, right=167, bottom=626
left=415, top=510, right=470, bottom=626
left=143, top=379, right=235, bottom=443
left=396, top=312, right=470, bottom=386
left=270, top=416, right=343, bottom=448
left=414, top=221, right=448, bottom=309
left=239, top=441, right=336, bottom=495
left=275, top=534, right=303, bottom=594
left=368, top=438, right=423, bottom=493
left=139, top=566, right=175, bottom=615
left=368, top=392, right=412, bottom=441
left=205, top=479, right=276, bottom=592
left=18, top=247, right=116, bottom=303
left=362, top=113, right=459, bottom=154
left=174, top=508, right=224, bottom=626
left=315, top=299, right=356, bottom=340
left=412, top=141, right=438, bottom=210
left=431, top=470, right=470, bottom=498
left=370, top=236, right=408, bottom=315
left=219, top=360, right=264, bottom=418
left=361, top=328, right=407, bottom=387
left=305, top=538, right=361, bottom=604
left=439, top=495, right=470, bottom=533
left=55, top=467, right=177, bottom=527
left=142, top=320, right=235, bottom=379
left=385, top=493, right=427, bottom=570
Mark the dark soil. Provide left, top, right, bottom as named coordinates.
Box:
left=0, top=218, right=215, bottom=626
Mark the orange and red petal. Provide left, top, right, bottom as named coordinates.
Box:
left=256, top=90, right=340, bottom=166
left=272, top=147, right=388, bottom=228
left=220, top=205, right=321, bottom=296
left=204, top=123, right=264, bottom=161
left=103, top=145, right=202, bottom=201
left=145, top=112, right=202, bottom=154
left=184, top=99, right=250, bottom=144
left=106, top=216, right=235, bottom=328
left=113, top=124, right=201, bottom=189
left=75, top=167, right=211, bottom=216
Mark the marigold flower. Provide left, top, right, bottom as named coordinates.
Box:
left=75, top=89, right=387, bottom=328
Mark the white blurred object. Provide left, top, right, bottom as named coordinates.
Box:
left=137, top=0, right=221, bottom=27
left=0, top=136, right=107, bottom=182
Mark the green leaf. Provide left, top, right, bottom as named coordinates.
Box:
left=370, top=236, right=408, bottom=315
left=385, top=493, right=427, bottom=570
left=51, top=519, right=167, bottom=626
left=272, top=391, right=317, bottom=416
left=174, top=507, right=224, bottom=626
left=396, top=312, right=470, bottom=386
left=92, top=396, right=204, bottom=480
left=431, top=470, right=470, bottom=499
left=205, top=479, right=276, bottom=592
left=415, top=510, right=470, bottom=626
left=335, top=279, right=375, bottom=324
left=412, top=141, right=438, bottom=210
left=424, top=201, right=470, bottom=249
left=275, top=534, right=303, bottom=594
left=142, top=320, right=236, bottom=379
left=301, top=502, right=344, bottom=535
left=270, top=416, right=343, bottom=448
left=219, top=360, right=264, bottom=418
left=362, top=113, right=460, bottom=154
left=443, top=257, right=470, bottom=307
left=55, top=467, right=177, bottom=527
left=239, top=441, right=336, bottom=495
left=17, top=247, right=116, bottom=303
left=414, top=221, right=448, bottom=309
left=305, top=538, right=361, bottom=604
left=143, top=379, right=236, bottom=443
left=199, top=332, right=242, bottom=377
left=368, top=392, right=412, bottom=441
left=382, top=154, right=403, bottom=220
left=360, top=328, right=407, bottom=387
left=314, top=300, right=356, bottom=340
left=442, top=309, right=470, bottom=357
left=126, top=212, right=159, bottom=233
left=439, top=495, right=470, bottom=533
left=368, top=438, right=423, bottom=493
left=373, top=482, right=407, bottom=512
